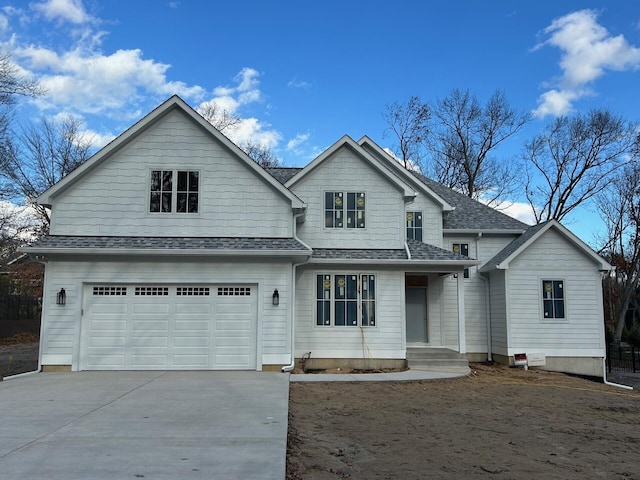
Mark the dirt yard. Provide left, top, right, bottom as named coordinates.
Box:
left=2, top=339, right=639, bottom=479
left=287, top=364, right=640, bottom=480
left=0, top=333, right=39, bottom=378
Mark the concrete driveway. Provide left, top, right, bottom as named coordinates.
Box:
left=0, top=371, right=289, bottom=479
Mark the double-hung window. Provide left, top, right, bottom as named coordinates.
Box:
left=316, top=274, right=376, bottom=327
left=325, top=192, right=365, bottom=229
left=150, top=170, right=199, bottom=213
left=452, top=243, right=470, bottom=278
left=406, top=211, right=423, bottom=241
left=542, top=280, right=565, bottom=319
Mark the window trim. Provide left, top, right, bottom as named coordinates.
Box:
left=452, top=243, right=470, bottom=279
left=314, top=272, right=376, bottom=328
left=148, top=168, right=200, bottom=215
left=541, top=279, right=566, bottom=321
left=324, top=191, right=366, bottom=230
left=406, top=211, right=423, bottom=242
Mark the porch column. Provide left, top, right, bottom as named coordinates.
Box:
left=457, top=273, right=466, bottom=354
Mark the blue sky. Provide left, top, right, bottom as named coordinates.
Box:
left=1, top=0, right=639, bottom=244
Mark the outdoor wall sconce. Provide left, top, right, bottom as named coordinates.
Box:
left=56, top=288, right=66, bottom=306
left=272, top=289, right=280, bottom=306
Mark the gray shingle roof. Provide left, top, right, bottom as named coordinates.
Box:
left=312, top=248, right=408, bottom=260
left=26, top=236, right=311, bottom=252
left=310, top=240, right=476, bottom=263
left=267, top=167, right=528, bottom=232
left=406, top=239, right=474, bottom=261
left=480, top=222, right=549, bottom=271
left=411, top=173, right=529, bottom=231
left=266, top=167, right=301, bottom=184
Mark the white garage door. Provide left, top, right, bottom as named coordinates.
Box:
left=81, top=285, right=257, bottom=370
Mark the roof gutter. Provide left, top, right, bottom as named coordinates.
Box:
left=21, top=247, right=312, bottom=257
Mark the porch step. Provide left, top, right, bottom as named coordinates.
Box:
left=406, top=347, right=470, bottom=372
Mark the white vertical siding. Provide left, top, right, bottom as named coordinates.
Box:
left=291, top=147, right=405, bottom=249
left=294, top=267, right=404, bottom=359
left=50, top=109, right=292, bottom=237
left=39, top=259, right=291, bottom=369
left=489, top=270, right=508, bottom=355
left=506, top=229, right=605, bottom=357
left=440, top=234, right=519, bottom=353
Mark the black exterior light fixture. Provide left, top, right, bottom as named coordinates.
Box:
left=272, top=289, right=280, bottom=306
left=56, top=288, right=66, bottom=306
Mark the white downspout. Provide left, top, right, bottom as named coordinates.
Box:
left=602, top=358, right=633, bottom=390
left=282, top=211, right=311, bottom=373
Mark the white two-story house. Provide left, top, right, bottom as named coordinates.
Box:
left=24, top=96, right=611, bottom=377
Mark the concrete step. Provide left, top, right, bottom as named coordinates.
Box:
left=406, top=348, right=467, bottom=360
left=406, top=347, right=469, bottom=371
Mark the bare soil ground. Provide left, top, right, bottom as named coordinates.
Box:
left=3, top=339, right=639, bottom=479
left=287, top=364, right=640, bottom=480
left=0, top=333, right=39, bottom=378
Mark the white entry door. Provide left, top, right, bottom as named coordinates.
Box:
left=81, top=284, right=257, bottom=370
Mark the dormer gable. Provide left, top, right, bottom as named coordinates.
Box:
left=285, top=135, right=416, bottom=201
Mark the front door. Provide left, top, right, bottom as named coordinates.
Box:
left=406, top=286, right=428, bottom=343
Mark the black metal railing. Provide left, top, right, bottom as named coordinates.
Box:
left=607, top=343, right=639, bottom=373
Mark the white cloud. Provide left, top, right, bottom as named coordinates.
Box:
left=492, top=200, right=536, bottom=225
left=31, top=0, right=91, bottom=24
left=196, top=69, right=282, bottom=150
left=286, top=133, right=310, bottom=152
left=533, top=9, right=640, bottom=118
left=0, top=201, right=41, bottom=242
left=14, top=45, right=205, bottom=118
left=288, top=78, right=311, bottom=89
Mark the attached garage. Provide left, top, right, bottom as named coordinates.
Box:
left=80, top=284, right=257, bottom=370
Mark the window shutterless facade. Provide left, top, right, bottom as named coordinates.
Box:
left=150, top=170, right=199, bottom=213
left=316, top=273, right=376, bottom=326
left=324, top=192, right=365, bottom=229
left=542, top=280, right=565, bottom=319
left=406, top=211, right=423, bottom=241
left=452, top=243, right=470, bottom=278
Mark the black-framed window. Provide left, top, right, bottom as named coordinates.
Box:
left=150, top=170, right=199, bottom=213
left=406, top=211, right=423, bottom=242
left=316, top=273, right=376, bottom=327
left=325, top=192, right=365, bottom=229
left=542, top=280, right=565, bottom=319
left=453, top=243, right=470, bottom=278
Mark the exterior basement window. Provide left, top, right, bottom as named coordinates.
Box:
left=150, top=170, right=199, bottom=213
left=316, top=273, right=376, bottom=327
left=542, top=280, right=565, bottom=319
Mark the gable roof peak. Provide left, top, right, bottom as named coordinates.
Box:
left=36, top=95, right=305, bottom=209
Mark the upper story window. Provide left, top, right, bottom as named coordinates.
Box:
left=542, top=280, right=565, bottom=319
left=453, top=243, right=470, bottom=278
left=150, top=170, right=199, bottom=213
left=406, top=211, right=423, bottom=242
left=325, top=192, right=365, bottom=229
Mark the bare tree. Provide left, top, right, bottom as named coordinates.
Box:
left=427, top=89, right=530, bottom=204
left=0, top=115, right=94, bottom=230
left=197, top=103, right=242, bottom=133
left=240, top=141, right=281, bottom=168
left=524, top=110, right=636, bottom=223
left=598, top=159, right=640, bottom=342
left=382, top=96, right=430, bottom=170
